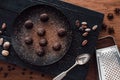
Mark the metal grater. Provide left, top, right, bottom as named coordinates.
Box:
left=96, top=45, right=120, bottom=80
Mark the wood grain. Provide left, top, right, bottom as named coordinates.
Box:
left=0, top=0, right=120, bottom=80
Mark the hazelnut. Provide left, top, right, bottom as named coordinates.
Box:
left=39, top=38, right=48, bottom=47
left=81, top=22, right=87, bottom=26
left=24, top=37, right=33, bottom=45
left=1, top=50, right=9, bottom=56
left=2, top=23, right=7, bottom=30
left=24, top=20, right=33, bottom=29
left=0, top=38, right=4, bottom=46
left=75, top=20, right=80, bottom=27
left=37, top=28, right=46, bottom=36
left=0, top=30, right=2, bottom=35
left=57, top=28, right=66, bottom=37
left=82, top=40, right=88, bottom=46
left=82, top=32, right=88, bottom=37
left=40, top=13, right=49, bottom=22
left=92, top=25, right=98, bottom=31
left=85, top=28, right=91, bottom=32
left=52, top=42, right=61, bottom=51
left=3, top=41, right=10, bottom=50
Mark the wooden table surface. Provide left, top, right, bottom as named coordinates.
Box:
left=0, top=0, right=120, bottom=80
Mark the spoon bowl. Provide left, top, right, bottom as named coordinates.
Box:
left=76, top=53, right=90, bottom=65
left=53, top=53, right=91, bottom=80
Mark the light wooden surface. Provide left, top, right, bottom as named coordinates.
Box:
left=0, top=0, right=120, bottom=80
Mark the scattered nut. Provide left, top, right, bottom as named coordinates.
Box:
left=40, top=13, right=49, bottom=22
left=52, top=42, right=61, bottom=51
left=108, top=27, right=115, bottom=34
left=107, top=13, right=114, bottom=20
left=24, top=20, right=33, bottom=29
left=75, top=20, right=80, bottom=27
left=85, top=28, right=91, bottom=32
left=3, top=41, right=10, bottom=49
left=37, top=28, right=46, bottom=36
left=101, top=23, right=107, bottom=31
left=0, top=38, right=3, bottom=46
left=24, top=36, right=33, bottom=45
left=1, top=50, right=9, bottom=56
left=82, top=40, right=88, bottom=46
left=0, top=30, right=2, bottom=35
left=92, top=25, right=98, bottom=31
left=82, top=32, right=88, bottom=37
left=1, top=23, right=7, bottom=30
left=81, top=22, right=87, bottom=25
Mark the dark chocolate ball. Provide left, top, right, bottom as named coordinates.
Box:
left=52, top=42, right=61, bottom=51
left=40, top=13, right=49, bottom=22
left=57, top=28, right=66, bottom=37
left=37, top=28, right=46, bottom=36
left=36, top=48, right=45, bottom=57
left=24, top=20, right=33, bottom=29
left=39, top=38, right=48, bottom=47
left=24, top=37, right=33, bottom=45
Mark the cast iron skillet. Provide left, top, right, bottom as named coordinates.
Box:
left=11, top=5, right=72, bottom=66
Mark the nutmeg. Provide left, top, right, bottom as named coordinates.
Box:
left=40, top=13, right=49, bottom=22
left=3, top=41, right=10, bottom=50
left=1, top=50, right=9, bottom=56
left=24, top=20, right=33, bottom=29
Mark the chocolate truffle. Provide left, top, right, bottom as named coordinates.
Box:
left=40, top=13, right=49, bottom=22
left=36, top=48, right=45, bottom=57
left=52, top=42, right=61, bottom=51
left=57, top=28, right=66, bottom=37
left=24, top=20, right=33, bottom=29
left=37, top=28, right=46, bottom=36
left=39, top=38, right=48, bottom=47
left=24, top=37, right=33, bottom=45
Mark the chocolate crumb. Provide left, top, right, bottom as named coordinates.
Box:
left=21, top=72, right=25, bottom=75
left=41, top=74, right=45, bottom=77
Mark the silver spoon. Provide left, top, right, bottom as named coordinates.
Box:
left=53, top=53, right=90, bottom=80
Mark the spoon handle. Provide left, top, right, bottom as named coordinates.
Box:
left=53, top=71, right=67, bottom=80
left=53, top=63, right=77, bottom=80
